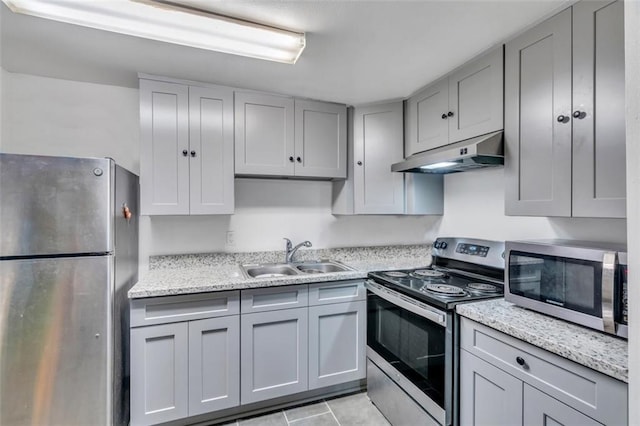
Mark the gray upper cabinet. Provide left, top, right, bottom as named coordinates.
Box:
left=235, top=92, right=295, bottom=177
left=572, top=0, right=626, bottom=218
left=235, top=93, right=347, bottom=179
left=406, top=78, right=449, bottom=156
left=188, top=316, right=240, bottom=416
left=353, top=102, right=405, bottom=214
left=140, top=80, right=190, bottom=215
left=405, top=46, right=504, bottom=157
left=308, top=301, right=366, bottom=390
left=295, top=100, right=347, bottom=178
left=240, top=307, right=309, bottom=404
left=505, top=1, right=625, bottom=218
left=332, top=102, right=443, bottom=215
left=130, top=322, right=189, bottom=426
left=140, top=79, right=234, bottom=215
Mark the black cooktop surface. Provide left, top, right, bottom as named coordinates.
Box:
left=368, top=267, right=504, bottom=310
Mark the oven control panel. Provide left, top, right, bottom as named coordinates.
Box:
left=456, top=243, right=489, bottom=257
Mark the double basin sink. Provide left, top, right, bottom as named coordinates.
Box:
left=240, top=260, right=353, bottom=279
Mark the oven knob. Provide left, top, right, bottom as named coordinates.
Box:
left=440, top=242, right=448, bottom=249
left=434, top=242, right=441, bottom=249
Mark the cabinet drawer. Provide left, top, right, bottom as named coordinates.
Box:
left=241, top=285, right=308, bottom=313
left=308, top=280, right=365, bottom=306
left=130, top=291, right=239, bottom=327
left=460, top=318, right=627, bottom=426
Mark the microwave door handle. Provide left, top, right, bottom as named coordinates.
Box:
left=365, top=280, right=447, bottom=327
left=601, top=252, right=616, bottom=335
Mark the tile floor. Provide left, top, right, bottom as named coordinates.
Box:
left=224, top=392, right=390, bottom=426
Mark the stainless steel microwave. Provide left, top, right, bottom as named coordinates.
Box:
left=505, top=240, right=628, bottom=339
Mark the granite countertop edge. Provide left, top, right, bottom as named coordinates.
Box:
left=456, top=299, right=628, bottom=383
left=129, top=245, right=431, bottom=299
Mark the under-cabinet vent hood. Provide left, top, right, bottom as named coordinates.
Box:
left=391, top=131, right=504, bottom=174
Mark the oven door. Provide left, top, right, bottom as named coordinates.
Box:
left=365, top=280, right=449, bottom=425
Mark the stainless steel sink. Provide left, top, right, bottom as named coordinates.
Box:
left=242, top=264, right=300, bottom=279
left=295, top=261, right=352, bottom=274
left=240, top=260, right=353, bottom=279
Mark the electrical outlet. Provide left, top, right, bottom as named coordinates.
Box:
left=226, top=231, right=235, bottom=247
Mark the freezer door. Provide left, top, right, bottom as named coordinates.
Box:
left=0, top=256, right=112, bottom=426
left=0, top=154, right=113, bottom=257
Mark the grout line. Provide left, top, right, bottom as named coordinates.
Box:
left=325, top=399, right=342, bottom=426
left=283, top=408, right=290, bottom=425
left=288, top=410, right=333, bottom=424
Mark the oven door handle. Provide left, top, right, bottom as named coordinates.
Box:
left=365, top=280, right=447, bottom=327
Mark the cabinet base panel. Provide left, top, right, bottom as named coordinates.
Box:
left=161, top=380, right=365, bottom=426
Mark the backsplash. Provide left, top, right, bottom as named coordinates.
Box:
left=149, top=244, right=432, bottom=270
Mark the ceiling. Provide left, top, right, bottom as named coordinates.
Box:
left=0, top=1, right=568, bottom=105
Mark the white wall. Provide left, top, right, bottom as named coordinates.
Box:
left=437, top=168, right=627, bottom=244
left=624, top=1, right=639, bottom=423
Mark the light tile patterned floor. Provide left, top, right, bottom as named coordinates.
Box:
left=223, top=392, right=391, bottom=426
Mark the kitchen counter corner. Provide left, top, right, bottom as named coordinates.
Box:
left=456, top=299, right=628, bottom=383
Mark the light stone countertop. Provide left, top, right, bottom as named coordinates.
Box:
left=129, top=245, right=431, bottom=299
left=456, top=299, right=628, bottom=383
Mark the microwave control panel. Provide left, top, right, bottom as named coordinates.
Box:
left=456, top=243, right=489, bottom=257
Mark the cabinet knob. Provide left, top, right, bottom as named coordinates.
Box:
left=447, top=111, right=454, bottom=117
left=573, top=110, right=585, bottom=119
left=516, top=356, right=526, bottom=366
left=289, top=156, right=294, bottom=162
left=296, top=157, right=302, bottom=163
left=441, top=113, right=448, bottom=120
left=190, top=150, right=196, bottom=157
left=557, top=115, right=568, bottom=123
left=182, top=150, right=188, bottom=157
left=357, top=161, right=363, bottom=166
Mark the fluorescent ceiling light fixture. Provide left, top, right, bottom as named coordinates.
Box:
left=420, top=161, right=460, bottom=170
left=2, top=0, right=306, bottom=64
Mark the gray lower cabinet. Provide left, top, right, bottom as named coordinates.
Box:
left=505, top=0, right=625, bottom=218
left=308, top=301, right=366, bottom=389
left=459, top=349, right=523, bottom=426
left=460, top=318, right=627, bottom=426
left=130, top=322, right=189, bottom=426
left=240, top=307, right=309, bottom=404
left=188, top=316, right=240, bottom=416
left=523, top=384, right=601, bottom=426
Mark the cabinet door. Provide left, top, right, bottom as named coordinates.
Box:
left=130, top=323, right=188, bottom=426
left=353, top=102, right=405, bottom=214
left=308, top=301, right=366, bottom=389
left=523, top=385, right=602, bottom=426
left=572, top=0, right=626, bottom=218
left=294, top=100, right=347, bottom=178
left=235, top=92, right=295, bottom=176
left=140, top=80, right=190, bottom=215
left=448, top=46, right=504, bottom=143
left=188, top=316, right=240, bottom=416
left=505, top=8, right=572, bottom=217
left=188, top=86, right=235, bottom=214
left=460, top=350, right=523, bottom=426
left=405, top=78, right=449, bottom=156
left=240, top=308, right=308, bottom=404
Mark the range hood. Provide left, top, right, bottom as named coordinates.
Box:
left=391, top=131, right=503, bottom=174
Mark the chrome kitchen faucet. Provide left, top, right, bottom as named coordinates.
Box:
left=284, top=238, right=312, bottom=263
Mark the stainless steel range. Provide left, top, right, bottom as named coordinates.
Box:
left=365, top=237, right=505, bottom=426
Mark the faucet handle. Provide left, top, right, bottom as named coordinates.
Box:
left=283, top=238, right=292, bottom=250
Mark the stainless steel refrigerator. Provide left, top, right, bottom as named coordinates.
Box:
left=0, top=153, right=139, bottom=426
